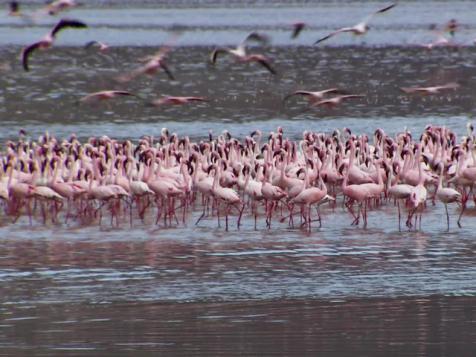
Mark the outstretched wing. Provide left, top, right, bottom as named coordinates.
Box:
left=314, top=27, right=354, bottom=45
left=159, top=61, right=175, bottom=80
left=51, top=19, right=87, bottom=38
left=21, top=42, right=42, bottom=71
left=291, top=22, right=306, bottom=39
left=243, top=32, right=270, bottom=46
left=256, top=58, right=277, bottom=75
left=111, top=91, right=136, bottom=97
left=362, top=3, right=397, bottom=24
left=283, top=91, right=313, bottom=102
left=209, top=48, right=230, bottom=64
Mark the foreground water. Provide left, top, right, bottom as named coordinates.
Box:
left=1, top=1, right=476, bottom=355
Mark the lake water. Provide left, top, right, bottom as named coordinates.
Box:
left=0, top=1, right=475, bottom=355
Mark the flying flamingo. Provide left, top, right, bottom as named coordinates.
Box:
left=78, top=90, right=137, bottom=104
left=283, top=88, right=345, bottom=105
left=21, top=19, right=87, bottom=71
left=117, top=35, right=180, bottom=82
left=314, top=3, right=397, bottom=45
left=210, top=32, right=277, bottom=75
left=400, top=82, right=460, bottom=95
left=43, top=0, right=78, bottom=16
left=310, top=95, right=366, bottom=109
left=149, top=96, right=208, bottom=107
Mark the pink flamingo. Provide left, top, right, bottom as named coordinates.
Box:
left=210, top=32, right=276, bottom=75
left=21, top=19, right=87, bottom=71
left=314, top=3, right=397, bottom=44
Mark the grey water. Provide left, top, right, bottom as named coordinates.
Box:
left=1, top=1, right=476, bottom=355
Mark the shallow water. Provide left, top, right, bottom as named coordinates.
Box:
left=1, top=1, right=476, bottom=355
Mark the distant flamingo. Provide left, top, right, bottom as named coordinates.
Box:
left=314, top=3, right=397, bottom=44
left=310, top=95, right=365, bottom=109
left=78, top=90, right=136, bottom=104
left=149, top=96, right=208, bottom=107
left=400, top=82, right=459, bottom=95
left=283, top=88, right=345, bottom=105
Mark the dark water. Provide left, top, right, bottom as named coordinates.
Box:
left=1, top=1, right=476, bottom=355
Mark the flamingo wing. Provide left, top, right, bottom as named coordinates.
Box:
left=51, top=19, right=87, bottom=38
left=291, top=22, right=305, bottom=39
left=255, top=58, right=277, bottom=75
left=21, top=42, right=42, bottom=71
left=314, top=27, right=354, bottom=45
left=159, top=61, right=175, bottom=80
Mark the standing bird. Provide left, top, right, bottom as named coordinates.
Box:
left=149, top=96, right=208, bottom=107
left=314, top=3, right=397, bottom=45
left=435, top=163, right=461, bottom=230
left=400, top=82, right=460, bottom=95
left=21, top=19, right=87, bottom=71
left=210, top=32, right=277, bottom=75
left=78, top=90, right=136, bottom=104
left=310, top=94, right=366, bottom=109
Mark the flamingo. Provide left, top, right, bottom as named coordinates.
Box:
left=210, top=163, right=243, bottom=231
left=314, top=3, right=397, bottom=45
left=210, top=32, right=277, bottom=75
left=435, top=163, right=461, bottom=230
left=149, top=96, right=208, bottom=107
left=407, top=146, right=428, bottom=229
left=400, top=82, right=460, bottom=95
left=78, top=90, right=137, bottom=104
left=283, top=88, right=345, bottom=105
left=340, top=162, right=371, bottom=227
left=310, top=95, right=366, bottom=109
left=44, top=0, right=78, bottom=16
left=21, top=19, right=87, bottom=71
left=117, top=37, right=178, bottom=82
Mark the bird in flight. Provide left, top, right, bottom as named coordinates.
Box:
left=283, top=88, right=346, bottom=105
left=21, top=18, right=87, bottom=71
left=314, top=3, right=397, bottom=45
left=44, top=0, right=79, bottom=16
left=400, top=82, right=460, bottom=95
left=149, top=96, right=208, bottom=107
left=78, top=90, right=137, bottom=104
left=117, top=35, right=179, bottom=82
left=210, top=32, right=277, bottom=75
left=310, top=94, right=366, bottom=108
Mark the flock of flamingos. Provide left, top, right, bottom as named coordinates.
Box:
left=1, top=1, right=473, bottom=231
left=0, top=125, right=473, bottom=231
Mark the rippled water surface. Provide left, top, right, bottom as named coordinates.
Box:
left=1, top=1, right=476, bottom=355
